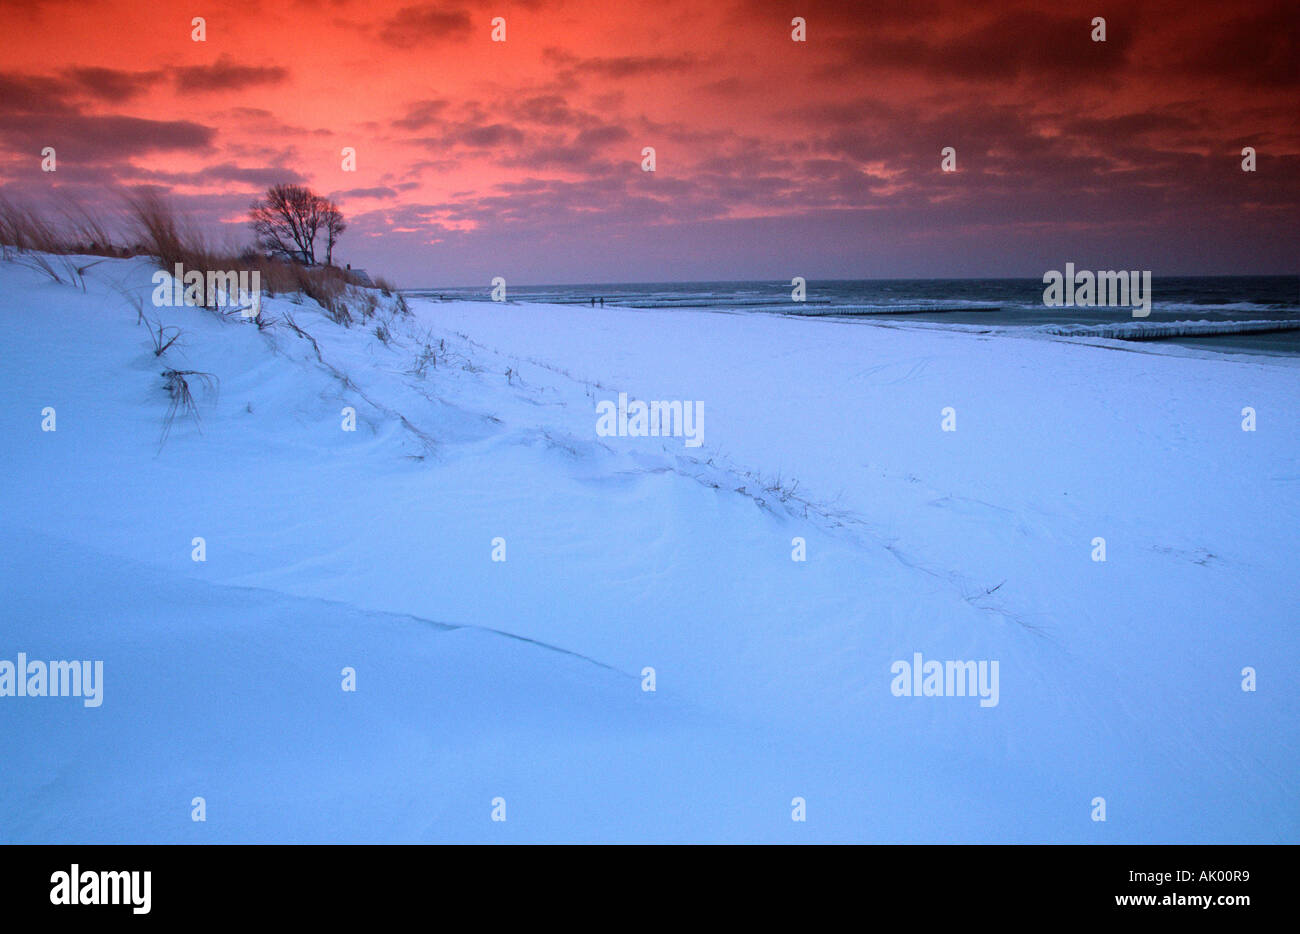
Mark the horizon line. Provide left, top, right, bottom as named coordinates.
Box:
left=401, top=272, right=1300, bottom=291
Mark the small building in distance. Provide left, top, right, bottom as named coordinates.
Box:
left=345, top=264, right=374, bottom=287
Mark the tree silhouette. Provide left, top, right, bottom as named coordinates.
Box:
left=323, top=203, right=346, bottom=266
left=249, top=185, right=345, bottom=266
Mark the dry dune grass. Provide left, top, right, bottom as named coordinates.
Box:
left=0, top=193, right=383, bottom=315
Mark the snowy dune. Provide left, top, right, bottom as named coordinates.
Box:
left=1, top=255, right=1297, bottom=842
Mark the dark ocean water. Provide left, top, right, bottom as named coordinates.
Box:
left=406, top=276, right=1300, bottom=356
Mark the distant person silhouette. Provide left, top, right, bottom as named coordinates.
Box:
left=590, top=297, right=595, bottom=306
left=600, top=297, right=604, bottom=307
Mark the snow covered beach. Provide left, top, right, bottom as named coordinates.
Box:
left=1, top=255, right=1297, bottom=843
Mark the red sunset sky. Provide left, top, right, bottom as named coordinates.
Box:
left=1, top=0, right=1296, bottom=284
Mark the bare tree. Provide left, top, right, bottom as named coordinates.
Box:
left=250, top=185, right=344, bottom=266
left=322, top=202, right=346, bottom=266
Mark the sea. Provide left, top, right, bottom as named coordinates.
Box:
left=405, top=276, right=1300, bottom=357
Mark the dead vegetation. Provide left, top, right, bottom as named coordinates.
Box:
left=159, top=368, right=217, bottom=449
left=0, top=194, right=401, bottom=321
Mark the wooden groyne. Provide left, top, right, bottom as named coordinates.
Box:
left=1043, top=319, right=1300, bottom=341
left=785, top=305, right=1001, bottom=317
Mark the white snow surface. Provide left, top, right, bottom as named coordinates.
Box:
left=1, top=255, right=1297, bottom=842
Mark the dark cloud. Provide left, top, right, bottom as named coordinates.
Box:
left=123, top=162, right=307, bottom=188
left=0, top=72, right=78, bottom=114
left=1173, top=2, right=1300, bottom=88
left=197, top=163, right=307, bottom=186
left=498, top=146, right=613, bottom=171
left=62, top=67, right=159, bottom=102
left=0, top=113, right=215, bottom=160
left=173, top=56, right=289, bottom=93
left=393, top=99, right=451, bottom=130
left=377, top=4, right=473, bottom=48
left=823, top=9, right=1132, bottom=85
left=451, top=123, right=526, bottom=147
left=336, top=186, right=399, bottom=198
left=513, top=95, right=576, bottom=126
left=542, top=48, right=700, bottom=77
left=573, top=124, right=631, bottom=147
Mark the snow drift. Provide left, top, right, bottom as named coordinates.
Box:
left=1, top=253, right=1297, bottom=843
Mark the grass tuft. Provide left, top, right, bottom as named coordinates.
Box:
left=159, top=368, right=217, bottom=449
left=148, top=319, right=183, bottom=357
